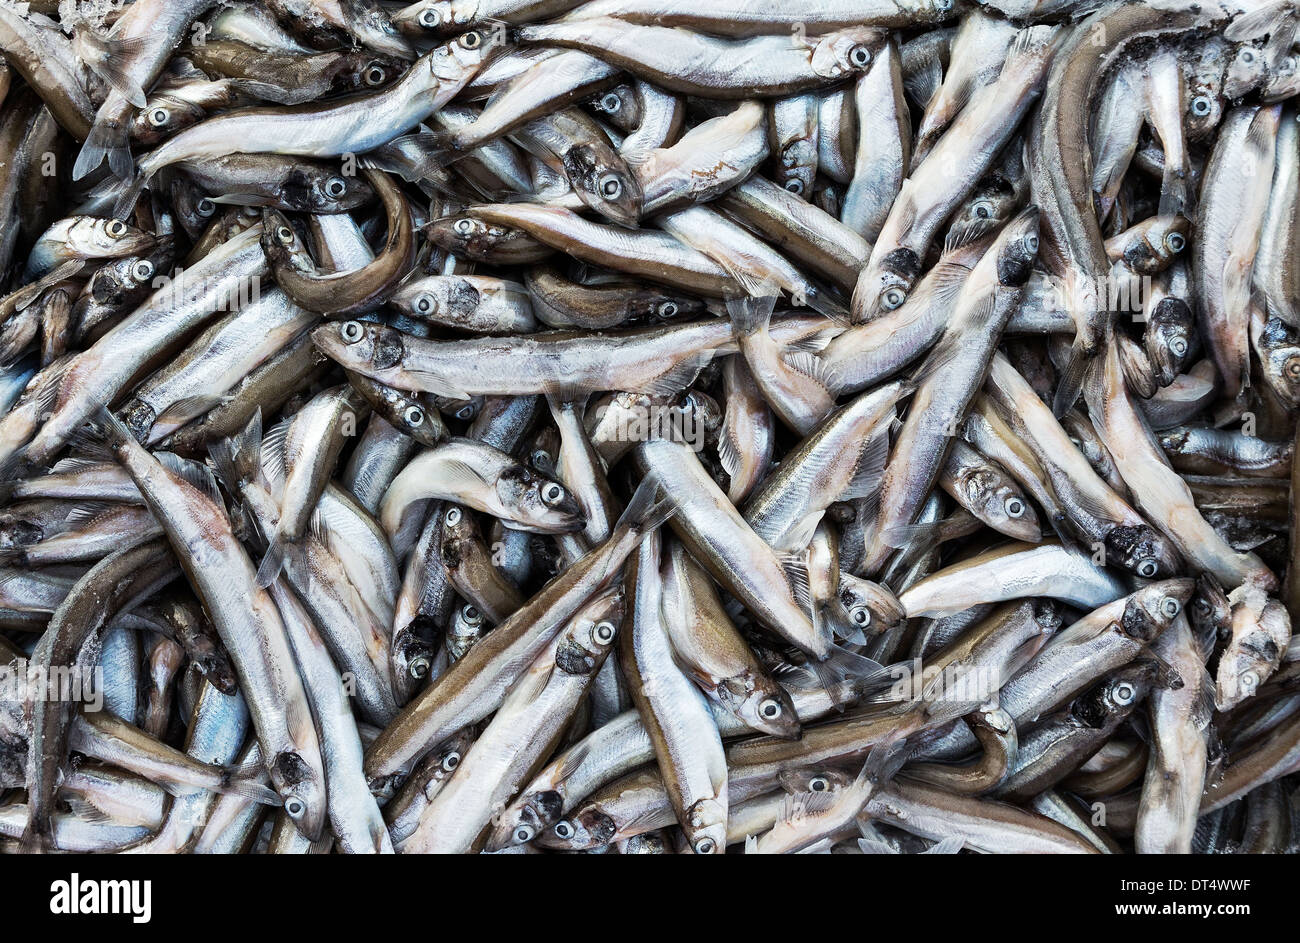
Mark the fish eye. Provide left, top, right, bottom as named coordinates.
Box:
left=1288, top=359, right=1300, bottom=379
left=1193, top=597, right=1211, bottom=614
left=1024, top=234, right=1040, bottom=253
left=658, top=300, right=679, bottom=318
left=758, top=697, right=782, bottom=719
left=453, top=217, right=475, bottom=236
left=340, top=320, right=364, bottom=343
left=284, top=796, right=306, bottom=818
left=456, top=403, right=475, bottom=420
left=514, top=825, right=534, bottom=843
left=882, top=288, right=906, bottom=310
left=553, top=821, right=575, bottom=839
left=414, top=292, right=435, bottom=314
left=784, top=178, right=804, bottom=195
left=404, top=405, right=425, bottom=426
left=1165, top=232, right=1186, bottom=254
left=148, top=107, right=169, bottom=127
left=1004, top=497, right=1025, bottom=518
left=325, top=177, right=348, bottom=198
left=1242, top=670, right=1259, bottom=691
left=364, top=64, right=387, bottom=86
left=598, top=174, right=623, bottom=200
left=276, top=224, right=296, bottom=245
left=418, top=7, right=440, bottom=27
left=459, top=30, right=483, bottom=49
left=132, top=259, right=153, bottom=281
left=106, top=219, right=127, bottom=237
left=1169, top=337, right=1188, bottom=356
left=1191, top=95, right=1212, bottom=117
left=1241, top=48, right=1255, bottom=63
left=935, top=0, right=953, bottom=9
left=409, top=655, right=431, bottom=678
left=441, top=751, right=461, bottom=772
left=592, top=620, right=616, bottom=645
left=849, top=44, right=871, bottom=68
left=541, top=482, right=567, bottom=506
left=599, top=92, right=621, bottom=112
left=850, top=606, right=871, bottom=627
left=462, top=604, right=482, bottom=625
left=1136, top=559, right=1159, bottom=578
left=973, top=199, right=994, bottom=219
left=1113, top=682, right=1136, bottom=705
left=444, top=506, right=462, bottom=526
left=196, top=198, right=215, bottom=217
left=1160, top=596, right=1180, bottom=618
left=693, top=837, right=717, bottom=855
left=808, top=776, right=830, bottom=792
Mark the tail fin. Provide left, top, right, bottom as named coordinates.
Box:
left=725, top=292, right=778, bottom=340
left=74, top=117, right=133, bottom=181
left=615, top=472, right=676, bottom=537
left=811, top=644, right=889, bottom=711
left=255, top=528, right=288, bottom=588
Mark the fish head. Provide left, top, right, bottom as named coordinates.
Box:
left=1073, top=661, right=1158, bottom=727
left=71, top=216, right=155, bottom=259
left=1224, top=41, right=1268, bottom=98
left=280, top=164, right=375, bottom=214
left=1257, top=317, right=1300, bottom=407
left=312, top=320, right=406, bottom=374
left=1145, top=296, right=1197, bottom=384
left=1105, top=523, right=1181, bottom=579
left=852, top=249, right=920, bottom=322
left=993, top=205, right=1040, bottom=287
left=431, top=27, right=505, bottom=82
left=392, top=275, right=478, bottom=323
left=489, top=787, right=564, bottom=850
left=562, top=143, right=643, bottom=227
left=831, top=573, right=904, bottom=639
left=394, top=0, right=480, bottom=37
left=810, top=27, right=891, bottom=80
left=271, top=750, right=328, bottom=842
left=558, top=588, right=624, bottom=673
left=588, top=84, right=642, bottom=132
left=343, top=53, right=408, bottom=92
left=1215, top=596, right=1289, bottom=710
left=684, top=797, right=727, bottom=855
left=544, top=807, right=616, bottom=850
left=495, top=464, right=586, bottom=534
left=424, top=213, right=526, bottom=260
left=260, top=208, right=315, bottom=273
left=130, top=95, right=205, bottom=146
left=1123, top=577, right=1195, bottom=641
left=1189, top=573, right=1232, bottom=642
left=726, top=674, right=801, bottom=739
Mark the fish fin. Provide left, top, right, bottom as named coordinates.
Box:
left=743, top=833, right=758, bottom=854
left=259, top=416, right=292, bottom=491
left=77, top=32, right=150, bottom=107
left=928, top=260, right=974, bottom=307
left=226, top=78, right=316, bottom=106
left=779, top=787, right=839, bottom=825
left=74, top=117, right=133, bottom=182
left=62, top=501, right=116, bottom=528
left=781, top=350, right=837, bottom=393
left=255, top=530, right=288, bottom=588
left=1051, top=337, right=1089, bottom=418
left=778, top=551, right=814, bottom=612
left=64, top=797, right=114, bottom=824
left=880, top=518, right=945, bottom=551
left=153, top=394, right=232, bottom=429
left=811, top=645, right=888, bottom=711
left=716, top=426, right=746, bottom=493
left=640, top=350, right=715, bottom=398
left=615, top=471, right=676, bottom=536
left=111, top=170, right=149, bottom=219
left=552, top=742, right=591, bottom=785
left=840, top=424, right=892, bottom=502
left=857, top=837, right=900, bottom=854
left=1225, top=1, right=1295, bottom=41
left=217, top=771, right=281, bottom=806
left=153, top=451, right=224, bottom=508
left=903, top=50, right=943, bottom=108
left=922, top=836, right=965, bottom=854
left=800, top=284, right=850, bottom=324
left=725, top=291, right=778, bottom=339
left=207, top=193, right=271, bottom=208
left=407, top=369, right=471, bottom=401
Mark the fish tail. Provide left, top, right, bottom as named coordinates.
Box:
left=812, top=644, right=891, bottom=711
left=255, top=529, right=288, bottom=588
left=725, top=292, right=777, bottom=339
left=616, top=471, right=676, bottom=537
left=1052, top=336, right=1090, bottom=418
left=73, top=115, right=132, bottom=181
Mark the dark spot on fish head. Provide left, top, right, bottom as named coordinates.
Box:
left=881, top=248, right=922, bottom=282
left=444, top=278, right=481, bottom=318
left=273, top=751, right=311, bottom=787
left=1121, top=240, right=1158, bottom=275
left=997, top=236, right=1037, bottom=286
left=563, top=810, right=616, bottom=848
left=1120, top=596, right=1158, bottom=640
left=0, top=518, right=42, bottom=550
left=1106, top=525, right=1170, bottom=578
left=1158, top=427, right=1190, bottom=452
left=554, top=636, right=599, bottom=675
left=372, top=326, right=405, bottom=370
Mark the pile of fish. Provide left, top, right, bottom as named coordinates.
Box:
left=0, top=0, right=1298, bottom=855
